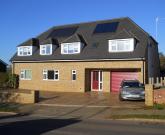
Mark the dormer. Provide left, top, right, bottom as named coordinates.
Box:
left=61, top=34, right=86, bottom=54
left=40, top=38, right=58, bottom=55
left=108, top=38, right=135, bottom=53
left=17, top=38, right=39, bottom=56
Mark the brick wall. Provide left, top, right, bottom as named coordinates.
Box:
left=0, top=90, right=39, bottom=104
left=154, top=89, right=165, bottom=104
left=13, top=61, right=144, bottom=92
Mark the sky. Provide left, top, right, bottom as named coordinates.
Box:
left=0, top=0, right=165, bottom=64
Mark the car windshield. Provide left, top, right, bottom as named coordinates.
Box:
left=122, top=82, right=140, bottom=88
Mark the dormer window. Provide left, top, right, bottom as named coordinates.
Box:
left=17, top=46, right=32, bottom=56
left=109, top=38, right=134, bottom=52
left=61, top=42, right=81, bottom=54
left=40, top=44, right=52, bottom=55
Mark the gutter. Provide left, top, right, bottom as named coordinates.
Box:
left=11, top=58, right=145, bottom=63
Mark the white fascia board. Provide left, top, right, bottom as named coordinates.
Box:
left=12, top=58, right=145, bottom=63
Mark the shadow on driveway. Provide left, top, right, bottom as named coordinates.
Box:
left=0, top=118, right=80, bottom=135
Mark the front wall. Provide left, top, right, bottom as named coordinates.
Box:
left=13, top=61, right=144, bottom=92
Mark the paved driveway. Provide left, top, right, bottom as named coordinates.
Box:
left=39, top=91, right=144, bottom=108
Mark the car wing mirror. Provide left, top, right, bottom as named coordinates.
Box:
left=139, top=83, right=144, bottom=87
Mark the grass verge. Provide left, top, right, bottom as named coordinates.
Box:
left=0, top=103, right=20, bottom=113
left=110, top=114, right=165, bottom=120
left=153, top=104, right=165, bottom=110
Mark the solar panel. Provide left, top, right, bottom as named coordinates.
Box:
left=93, top=22, right=119, bottom=34
left=48, top=26, right=78, bottom=38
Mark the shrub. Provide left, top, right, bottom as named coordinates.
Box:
left=0, top=72, right=19, bottom=89
left=7, top=74, right=19, bottom=89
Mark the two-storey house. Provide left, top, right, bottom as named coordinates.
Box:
left=10, top=17, right=160, bottom=93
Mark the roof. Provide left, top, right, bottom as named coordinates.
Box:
left=40, top=38, right=59, bottom=45
left=11, top=17, right=156, bottom=62
left=17, top=38, right=39, bottom=47
left=0, top=59, right=7, bottom=66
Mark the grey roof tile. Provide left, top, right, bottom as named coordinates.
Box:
left=11, top=17, right=155, bottom=62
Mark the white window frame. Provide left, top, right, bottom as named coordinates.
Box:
left=43, top=69, right=48, bottom=80
left=108, top=38, right=134, bottom=52
left=54, top=70, right=59, bottom=80
left=71, top=70, right=77, bottom=81
left=42, top=69, right=59, bottom=81
left=17, top=46, right=32, bottom=56
left=61, top=42, right=81, bottom=54
left=40, top=44, right=52, bottom=55
left=20, top=69, right=32, bottom=80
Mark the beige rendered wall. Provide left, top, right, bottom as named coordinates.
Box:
left=13, top=61, right=145, bottom=92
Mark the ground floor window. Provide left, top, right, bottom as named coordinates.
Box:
left=72, top=70, right=76, bottom=80
left=43, top=69, right=59, bottom=80
left=20, top=69, right=32, bottom=80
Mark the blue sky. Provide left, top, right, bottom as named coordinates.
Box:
left=0, top=0, right=165, bottom=63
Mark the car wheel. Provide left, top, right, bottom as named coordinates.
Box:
left=119, top=94, right=124, bottom=101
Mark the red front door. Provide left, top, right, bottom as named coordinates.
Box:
left=92, top=71, right=99, bottom=89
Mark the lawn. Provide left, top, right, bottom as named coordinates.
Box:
left=0, top=103, right=20, bottom=112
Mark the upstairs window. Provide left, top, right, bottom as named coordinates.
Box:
left=17, top=46, right=32, bottom=56
left=72, top=70, right=76, bottom=80
left=20, top=69, right=32, bottom=80
left=109, top=38, right=134, bottom=52
left=40, top=44, right=52, bottom=55
left=61, top=42, right=81, bottom=54
left=43, top=69, right=59, bottom=81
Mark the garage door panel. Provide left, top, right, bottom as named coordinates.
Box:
left=111, top=71, right=138, bottom=92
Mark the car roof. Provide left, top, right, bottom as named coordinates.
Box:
left=122, top=79, right=139, bottom=83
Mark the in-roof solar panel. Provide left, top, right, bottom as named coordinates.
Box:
left=48, top=26, right=78, bottom=38
left=93, top=22, right=119, bottom=34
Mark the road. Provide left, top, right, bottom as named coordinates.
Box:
left=0, top=114, right=165, bottom=135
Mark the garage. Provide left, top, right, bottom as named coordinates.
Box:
left=111, top=71, right=138, bottom=92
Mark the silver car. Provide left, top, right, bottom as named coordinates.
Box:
left=119, top=80, right=145, bottom=101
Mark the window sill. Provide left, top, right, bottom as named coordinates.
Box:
left=43, top=79, right=59, bottom=81
left=108, top=50, right=134, bottom=53
left=61, top=53, right=80, bottom=55
left=40, top=54, right=52, bottom=56
left=20, top=79, right=32, bottom=80
left=17, top=55, right=32, bottom=56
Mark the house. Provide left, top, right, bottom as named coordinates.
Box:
left=10, top=17, right=160, bottom=93
left=0, top=59, right=7, bottom=72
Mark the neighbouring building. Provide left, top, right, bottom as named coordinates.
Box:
left=10, top=17, right=160, bottom=93
left=0, top=59, right=7, bottom=72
